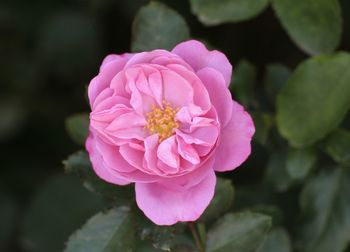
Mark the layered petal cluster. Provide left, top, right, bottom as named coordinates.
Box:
left=86, top=40, right=255, bottom=225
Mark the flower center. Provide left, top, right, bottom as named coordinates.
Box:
left=146, top=101, right=179, bottom=142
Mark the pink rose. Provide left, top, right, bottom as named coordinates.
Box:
left=86, top=40, right=255, bottom=225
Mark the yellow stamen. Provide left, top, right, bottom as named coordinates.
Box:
left=146, top=101, right=179, bottom=142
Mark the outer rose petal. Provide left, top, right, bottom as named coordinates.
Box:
left=135, top=169, right=216, bottom=225
left=89, top=132, right=160, bottom=183
left=172, top=40, right=232, bottom=86
left=158, top=156, right=215, bottom=191
left=99, top=53, right=134, bottom=72
left=86, top=132, right=131, bottom=185
left=88, top=54, right=133, bottom=107
left=196, top=67, right=233, bottom=128
left=214, top=101, right=255, bottom=172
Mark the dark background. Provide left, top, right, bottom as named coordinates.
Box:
left=1, top=0, right=350, bottom=251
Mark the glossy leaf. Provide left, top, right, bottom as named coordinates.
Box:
left=286, top=147, right=317, bottom=180
left=322, top=128, right=350, bottom=166
left=271, top=0, right=342, bottom=55
left=131, top=2, right=190, bottom=52
left=206, top=211, right=271, bottom=252
left=248, top=205, right=283, bottom=227
left=190, top=0, right=269, bottom=25
left=64, top=207, right=134, bottom=252
left=298, top=168, right=350, bottom=252
left=277, top=52, right=350, bottom=147
left=135, top=210, right=188, bottom=251
left=258, top=228, right=292, bottom=252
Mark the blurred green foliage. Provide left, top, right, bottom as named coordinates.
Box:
left=1, top=0, right=350, bottom=251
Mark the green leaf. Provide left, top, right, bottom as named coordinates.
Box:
left=264, top=149, right=294, bottom=192
left=135, top=235, right=195, bottom=252
left=258, top=228, right=292, bottom=252
left=252, top=112, right=274, bottom=145
left=206, top=211, right=272, bottom=252
left=200, top=178, right=235, bottom=222
left=190, top=0, right=269, bottom=25
left=230, top=60, right=256, bottom=107
left=298, top=168, right=350, bottom=252
left=286, top=147, right=317, bottom=180
left=65, top=113, right=89, bottom=146
left=322, top=128, right=350, bottom=166
left=20, top=174, right=106, bottom=252
left=64, top=207, right=134, bottom=252
left=271, top=0, right=342, bottom=55
left=276, top=52, right=350, bottom=147
left=248, top=205, right=283, bottom=227
left=63, top=151, right=134, bottom=204
left=263, top=64, right=291, bottom=105
left=135, top=210, right=188, bottom=251
left=0, top=192, right=17, bottom=251
left=131, top=1, right=190, bottom=52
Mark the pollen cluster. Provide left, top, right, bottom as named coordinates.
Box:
left=146, top=101, right=179, bottom=142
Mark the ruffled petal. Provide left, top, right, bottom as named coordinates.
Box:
left=157, top=136, right=180, bottom=169
left=162, top=69, right=194, bottom=108
left=166, top=64, right=211, bottom=111
left=99, top=53, right=134, bottom=72
left=214, top=101, right=255, bottom=172
left=88, top=54, right=133, bottom=107
left=172, top=40, right=232, bottom=86
left=124, top=49, right=192, bottom=71
left=86, top=132, right=131, bottom=185
left=158, top=156, right=214, bottom=191
left=196, top=67, right=233, bottom=127
left=135, top=169, right=216, bottom=225
left=177, top=136, right=200, bottom=165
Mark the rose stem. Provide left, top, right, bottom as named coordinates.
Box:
left=188, top=222, right=205, bottom=252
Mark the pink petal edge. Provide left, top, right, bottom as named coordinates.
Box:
left=135, top=169, right=216, bottom=225
left=172, top=40, right=232, bottom=86
left=214, top=101, right=255, bottom=172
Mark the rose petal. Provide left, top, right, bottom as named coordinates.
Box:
left=88, top=54, right=132, bottom=107
left=158, top=156, right=214, bottom=191
left=135, top=169, right=216, bottom=225
left=124, top=49, right=192, bottom=70
left=94, top=136, right=136, bottom=173
left=167, top=64, right=211, bottom=111
left=106, top=112, right=146, bottom=131
left=214, top=101, right=255, bottom=172
left=144, top=134, right=163, bottom=175
left=119, top=144, right=144, bottom=170
left=86, top=132, right=131, bottom=185
left=162, top=69, right=194, bottom=108
left=157, top=136, right=180, bottom=169
left=177, top=136, right=200, bottom=165
left=172, top=40, right=232, bottom=86
left=196, top=67, right=233, bottom=127
left=100, top=53, right=134, bottom=72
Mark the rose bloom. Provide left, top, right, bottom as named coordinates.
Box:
left=86, top=40, right=255, bottom=225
